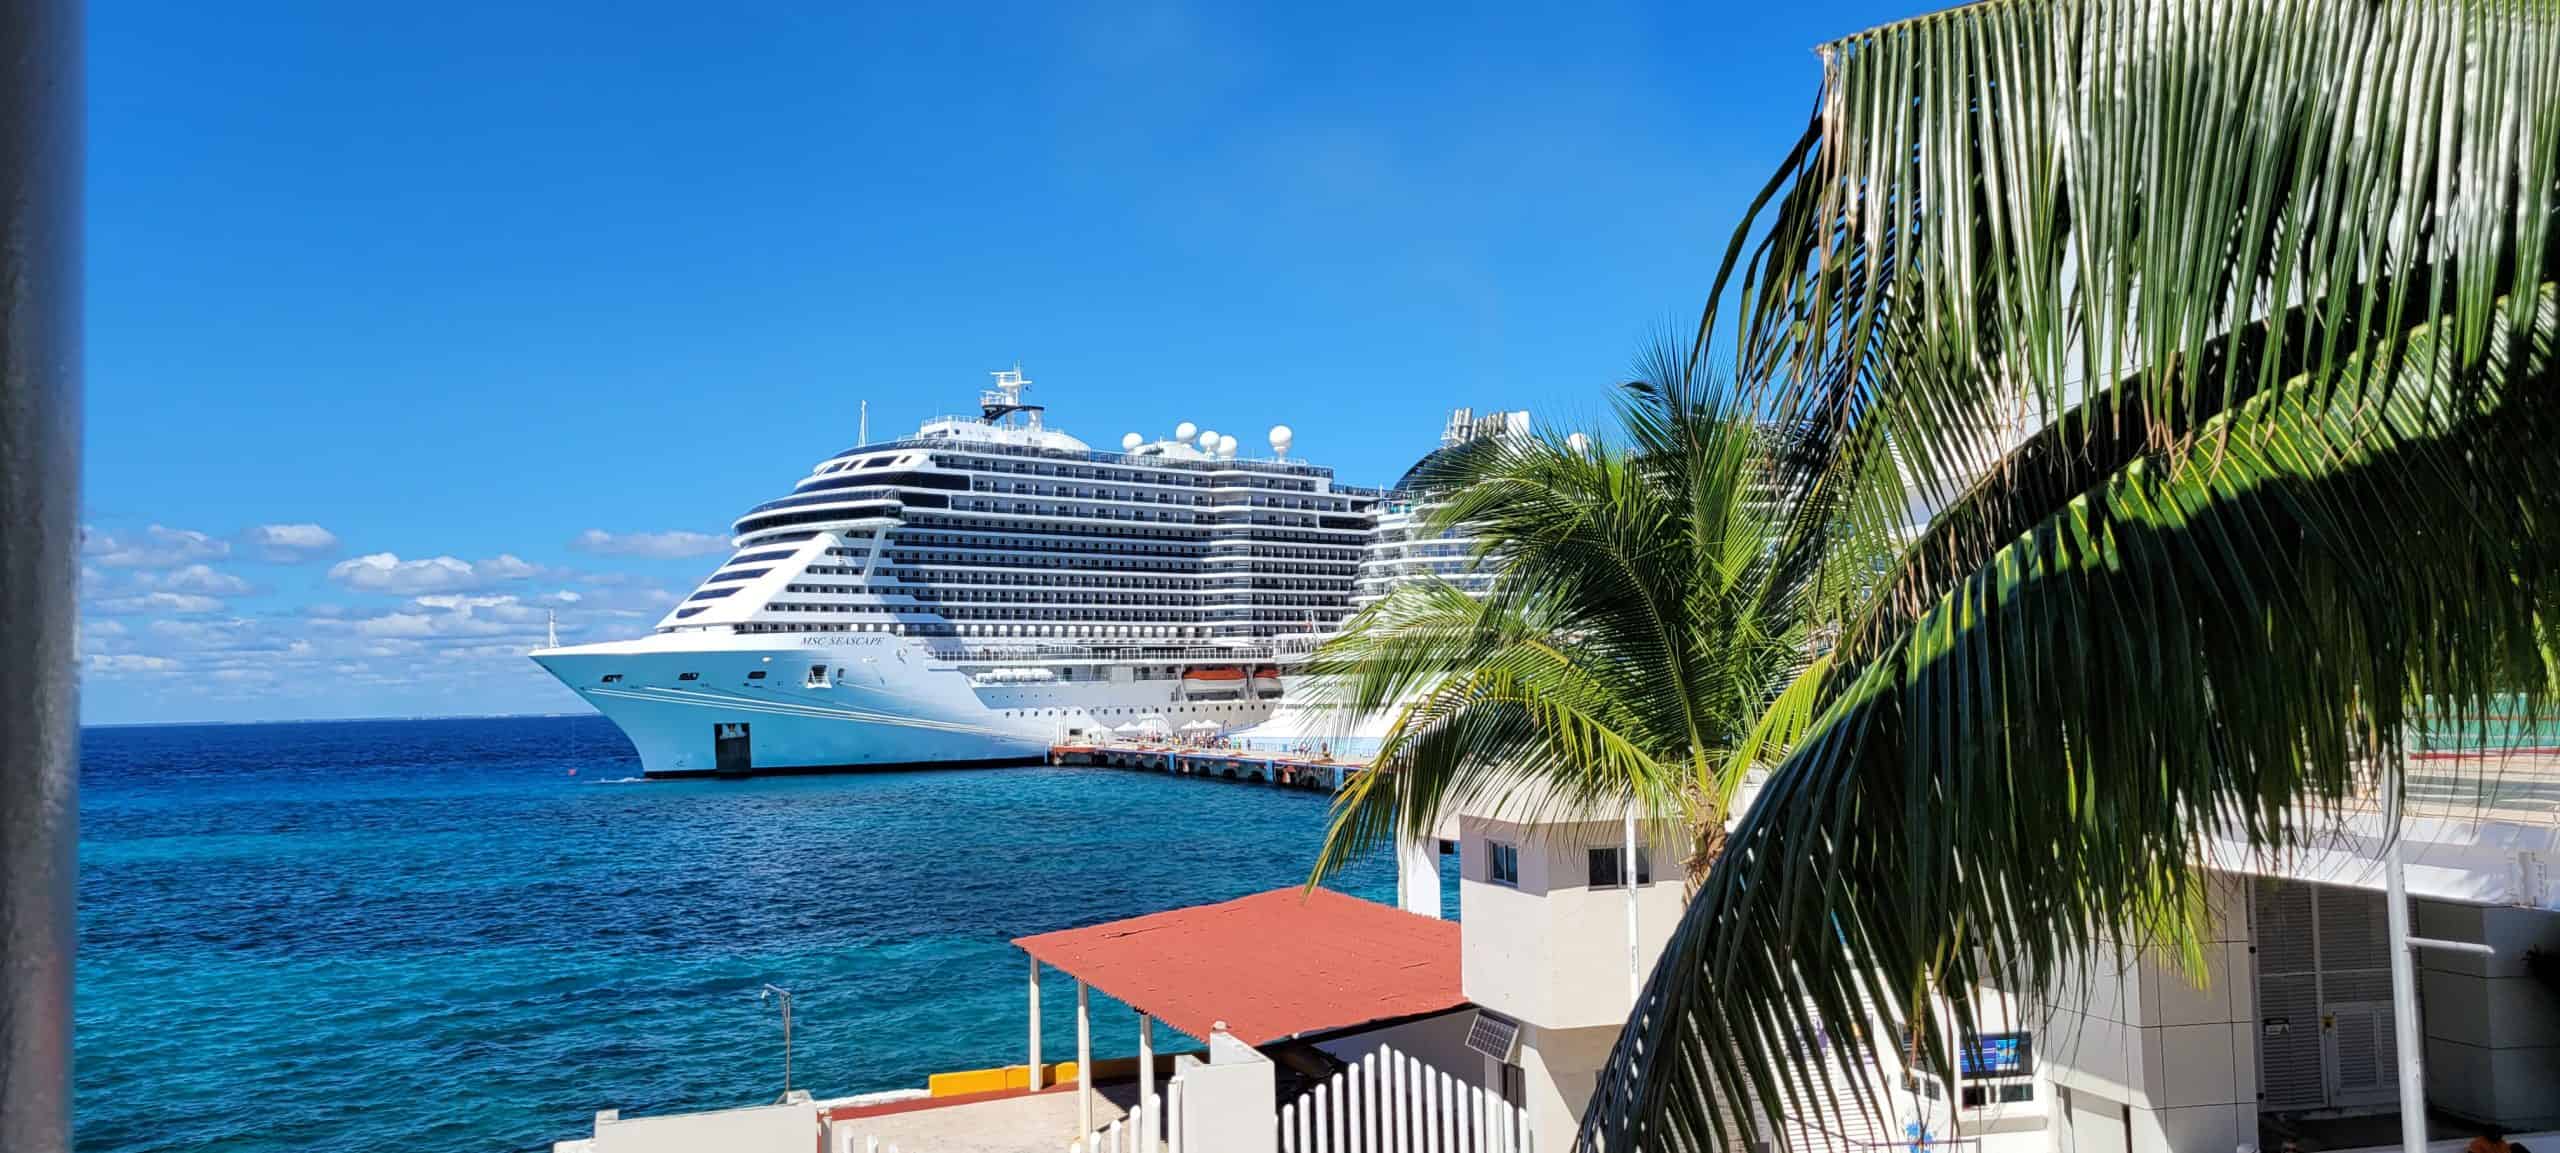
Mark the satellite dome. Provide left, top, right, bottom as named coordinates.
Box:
left=1175, top=421, right=1198, bottom=443
left=1566, top=432, right=1593, bottom=455
left=1216, top=434, right=1239, bottom=458
left=1269, top=425, right=1294, bottom=457
left=1198, top=430, right=1219, bottom=454
left=1121, top=432, right=1144, bottom=451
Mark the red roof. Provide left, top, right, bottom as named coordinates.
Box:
left=1012, top=888, right=1465, bottom=1046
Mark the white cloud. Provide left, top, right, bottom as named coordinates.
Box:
left=82, top=536, right=676, bottom=719
left=327, top=553, right=482, bottom=595
left=353, top=613, right=438, bottom=638
left=569, top=529, right=730, bottom=559
left=141, top=564, right=254, bottom=597
left=89, top=591, right=225, bottom=615
left=479, top=554, right=544, bottom=580
left=325, top=551, right=558, bottom=595
left=86, top=653, right=178, bottom=674
left=83, top=524, right=231, bottom=569
left=241, top=523, right=340, bottom=563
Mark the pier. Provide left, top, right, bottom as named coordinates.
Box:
left=1048, top=743, right=1364, bottom=793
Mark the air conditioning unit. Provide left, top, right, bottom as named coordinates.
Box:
left=1464, top=1010, right=1522, bottom=1063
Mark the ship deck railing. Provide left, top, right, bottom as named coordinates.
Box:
left=934, top=643, right=1285, bottom=665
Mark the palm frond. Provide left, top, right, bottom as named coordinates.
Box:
left=1581, top=0, right=2560, bottom=1143
left=1705, top=0, right=2560, bottom=520
left=1580, top=282, right=2560, bottom=1149
left=1304, top=343, right=1869, bottom=884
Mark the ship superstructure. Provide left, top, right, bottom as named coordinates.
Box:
left=1349, top=407, right=1526, bottom=609
left=533, top=370, right=1380, bottom=777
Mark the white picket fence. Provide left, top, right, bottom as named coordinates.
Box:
left=1070, top=1043, right=1520, bottom=1153
left=1278, top=1044, right=1531, bottom=1153
left=1070, top=1077, right=1182, bottom=1153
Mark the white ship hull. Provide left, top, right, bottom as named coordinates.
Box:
left=534, top=632, right=1277, bottom=778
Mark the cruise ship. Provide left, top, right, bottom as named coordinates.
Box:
left=1349, top=407, right=1523, bottom=609
left=532, top=371, right=1380, bottom=778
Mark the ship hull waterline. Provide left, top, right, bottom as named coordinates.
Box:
left=533, top=633, right=1278, bottom=779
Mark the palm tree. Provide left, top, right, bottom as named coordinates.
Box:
left=1574, top=0, right=2560, bottom=1148
left=1300, top=343, right=1889, bottom=887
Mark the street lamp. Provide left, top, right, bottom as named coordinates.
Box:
left=759, top=984, right=795, bottom=1101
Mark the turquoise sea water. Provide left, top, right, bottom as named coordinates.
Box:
left=78, top=716, right=1434, bottom=1153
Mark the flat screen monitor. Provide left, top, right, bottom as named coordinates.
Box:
left=1959, top=1031, right=2032, bottom=1079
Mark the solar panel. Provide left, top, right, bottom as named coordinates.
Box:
left=1465, top=1010, right=1521, bottom=1062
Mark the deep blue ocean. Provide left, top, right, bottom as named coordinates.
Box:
left=78, top=715, right=1432, bottom=1153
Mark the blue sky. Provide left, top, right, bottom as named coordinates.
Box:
left=82, top=0, right=1910, bottom=724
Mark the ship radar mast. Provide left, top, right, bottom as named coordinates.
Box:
left=979, top=366, right=1044, bottom=430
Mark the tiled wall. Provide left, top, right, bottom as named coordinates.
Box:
left=2413, top=900, right=2560, bottom=1130
left=2033, top=875, right=2258, bottom=1153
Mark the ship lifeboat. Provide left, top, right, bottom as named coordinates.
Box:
left=1250, top=665, right=1283, bottom=699
left=971, top=666, right=1059, bottom=686
left=1181, top=666, right=1249, bottom=699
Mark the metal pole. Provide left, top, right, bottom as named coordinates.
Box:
left=761, top=985, right=796, bottom=1100
left=1077, top=980, right=1094, bottom=1137
left=1138, top=1014, right=1156, bottom=1146
left=0, top=0, right=81, bottom=1148
left=1624, top=802, right=1641, bottom=1003
left=1028, top=958, right=1044, bottom=1091
left=2383, top=764, right=2426, bottom=1153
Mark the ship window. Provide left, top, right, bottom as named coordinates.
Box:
left=678, top=672, right=701, bottom=681
left=599, top=674, right=624, bottom=684
left=746, top=670, right=767, bottom=681
left=1487, top=841, right=1520, bottom=887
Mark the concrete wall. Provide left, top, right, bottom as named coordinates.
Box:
left=2413, top=900, right=2560, bottom=1129
left=1177, top=1032, right=1278, bottom=1153
left=1513, top=1021, right=1619, bottom=1153
left=2032, top=874, right=2258, bottom=1153
left=1457, top=813, right=1686, bottom=1031
left=588, top=1099, right=817, bottom=1153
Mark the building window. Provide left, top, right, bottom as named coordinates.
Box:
left=1498, top=1062, right=1525, bottom=1108
left=1487, top=841, right=1519, bottom=887
left=1588, top=846, right=1653, bottom=888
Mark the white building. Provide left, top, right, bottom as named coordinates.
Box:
left=1445, top=794, right=1686, bottom=1151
